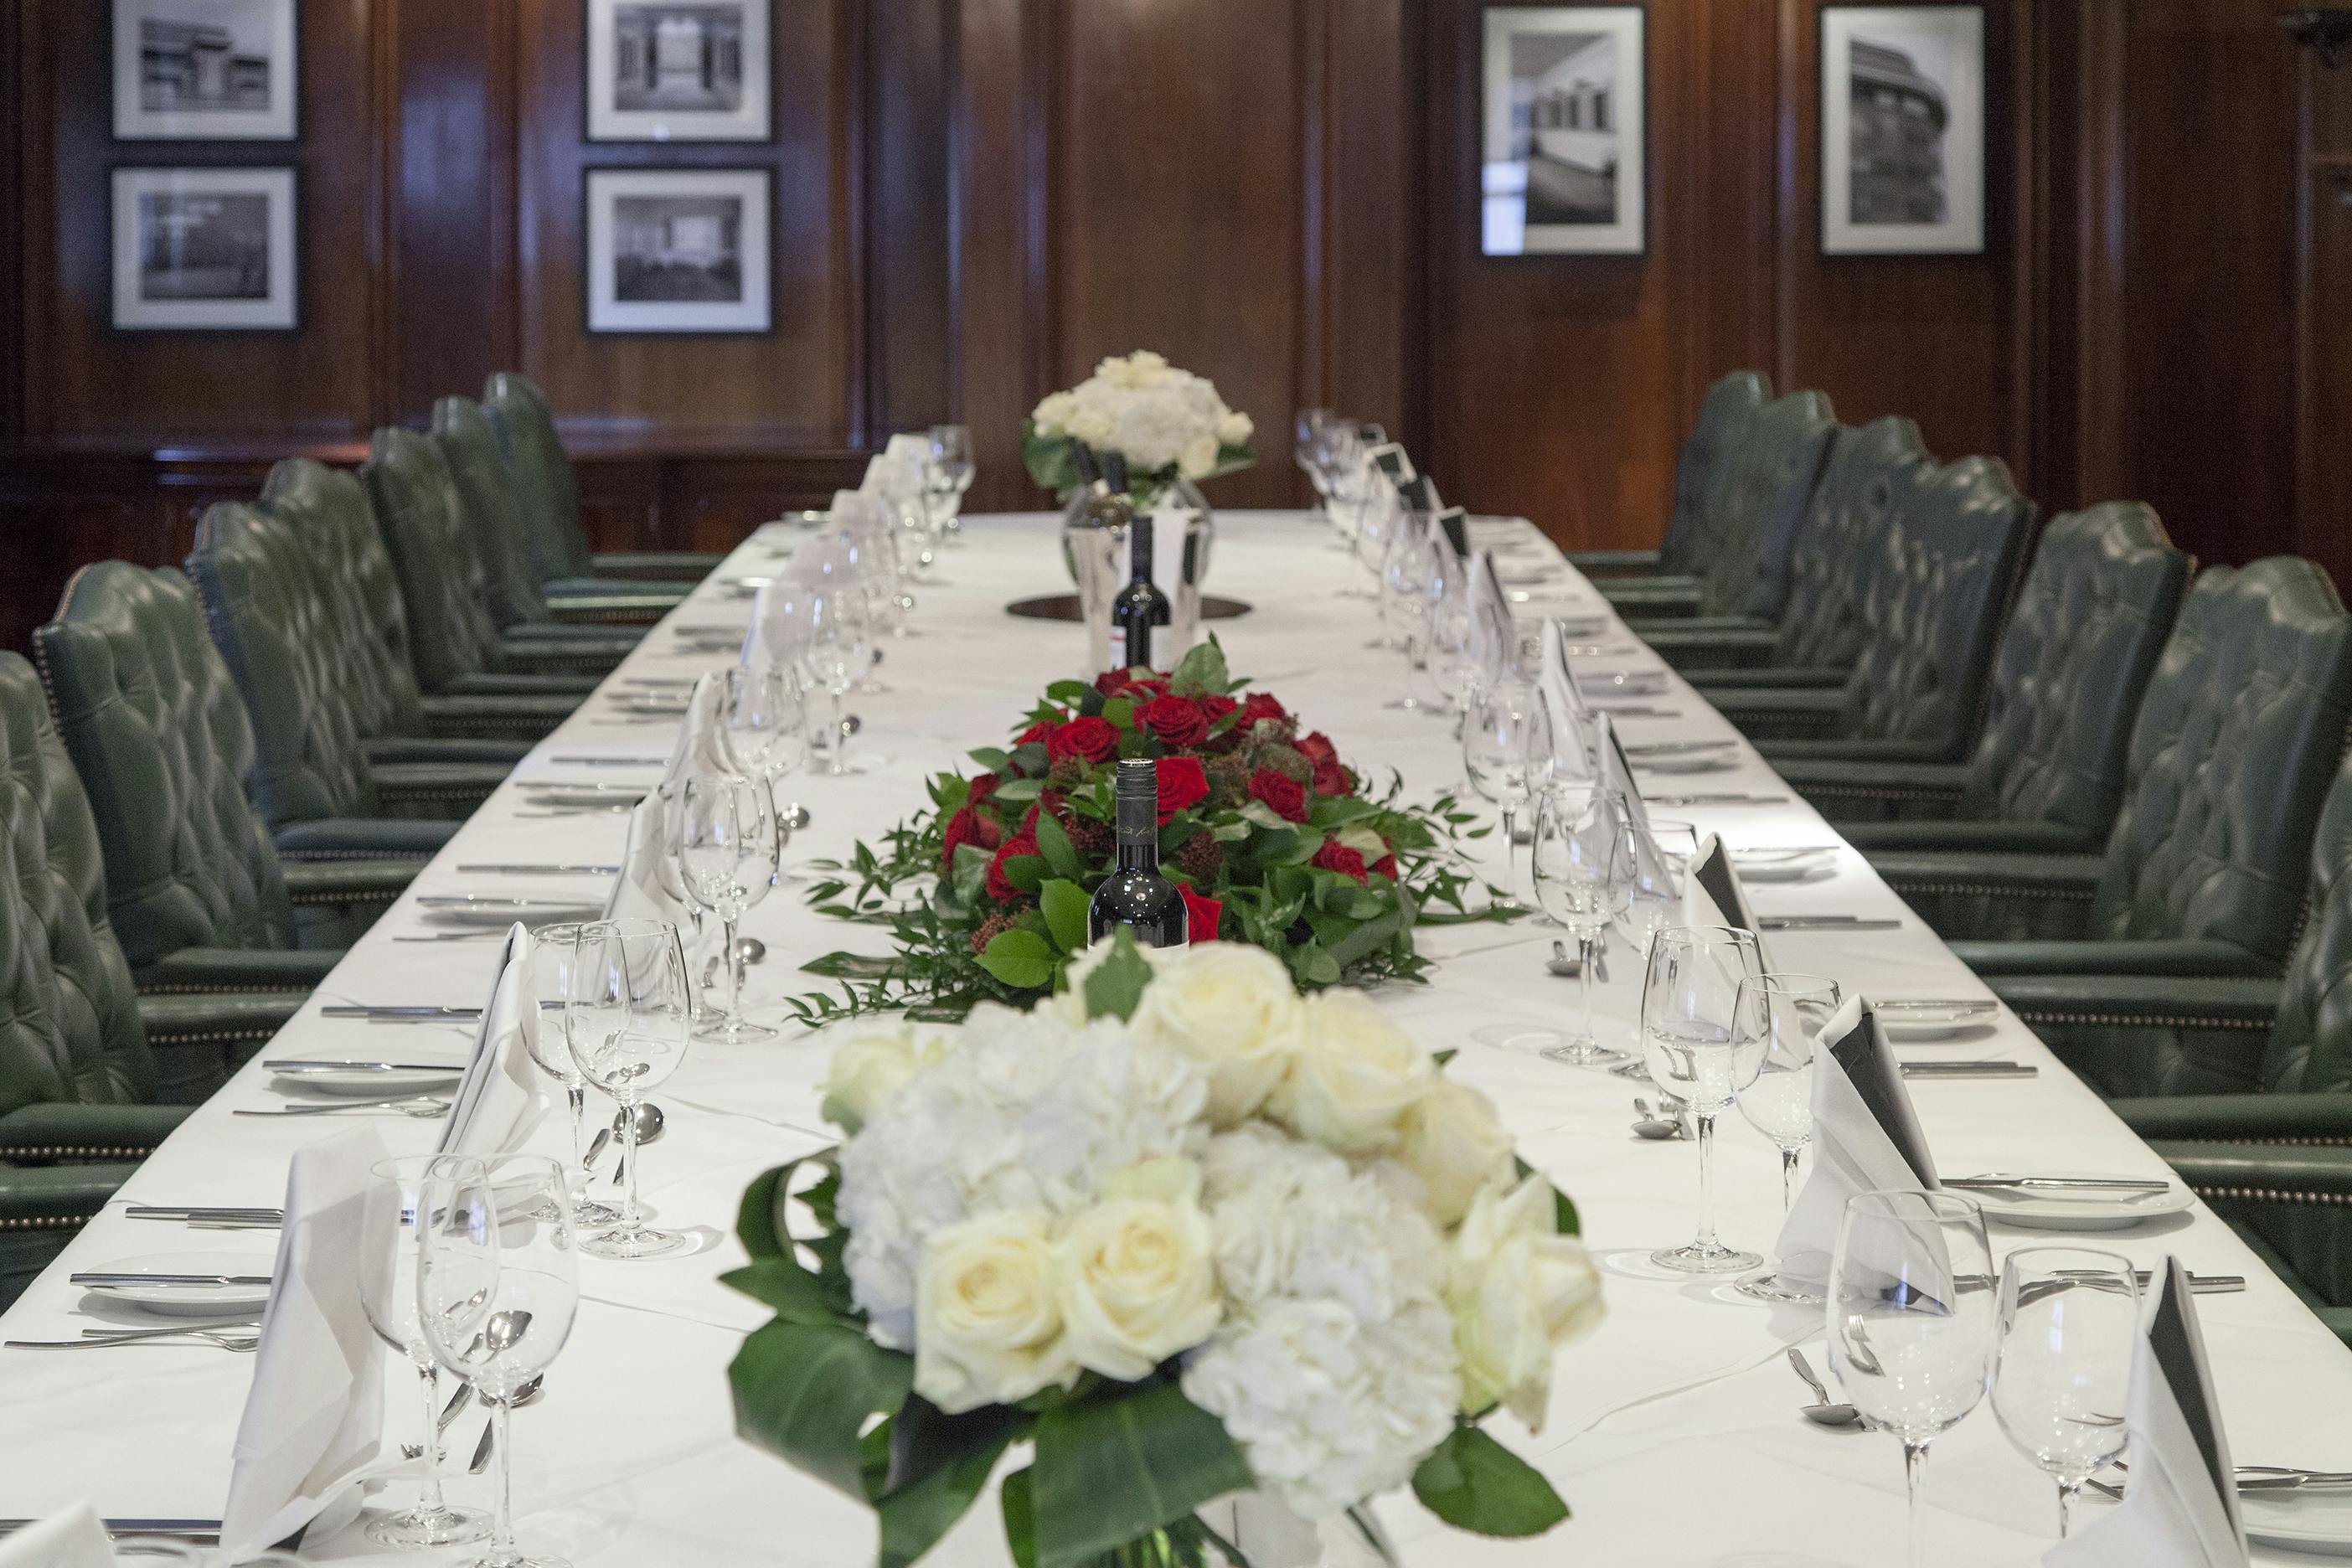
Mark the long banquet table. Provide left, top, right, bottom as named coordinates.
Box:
left=3, top=510, right=2349, bottom=1566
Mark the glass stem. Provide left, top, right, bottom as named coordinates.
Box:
left=1781, top=1147, right=1802, bottom=1212
left=722, top=916, right=743, bottom=1026
left=2056, top=1477, right=2080, bottom=1540
left=566, top=1085, right=588, bottom=1190
left=487, top=1396, right=517, bottom=1567
left=1904, top=1441, right=1931, bottom=1568
left=415, top=1363, right=446, bottom=1515
left=1694, top=1112, right=1720, bottom=1251
left=1576, top=934, right=1597, bottom=1044
left=617, top=1096, right=643, bottom=1233
left=1499, top=802, right=1519, bottom=904
left=831, top=689, right=849, bottom=772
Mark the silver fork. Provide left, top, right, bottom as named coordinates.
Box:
left=2, top=1328, right=260, bottom=1351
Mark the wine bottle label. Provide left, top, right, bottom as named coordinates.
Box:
left=1106, top=627, right=1127, bottom=672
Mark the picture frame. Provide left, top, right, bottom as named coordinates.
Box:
left=583, top=0, right=772, bottom=143
left=112, top=0, right=298, bottom=142
left=1478, top=5, right=1647, bottom=256
left=1819, top=5, right=1986, bottom=255
left=111, top=165, right=298, bottom=332
left=584, top=167, right=773, bottom=335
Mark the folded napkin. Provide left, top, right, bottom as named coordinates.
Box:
left=1539, top=618, right=1598, bottom=783
left=662, top=671, right=730, bottom=787
left=1772, top=996, right=1938, bottom=1300
left=436, top=924, right=553, bottom=1158
left=1684, top=832, right=1772, bottom=963
left=0, top=1504, right=112, bottom=1568
left=219, top=1124, right=389, bottom=1558
left=604, top=792, right=684, bottom=926
left=1598, top=714, right=1677, bottom=892
left=2048, top=1256, right=2247, bottom=1567
left=1467, top=550, right=1519, bottom=679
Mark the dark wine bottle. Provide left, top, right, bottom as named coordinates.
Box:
left=1087, top=758, right=1189, bottom=949
left=1107, top=513, right=1171, bottom=673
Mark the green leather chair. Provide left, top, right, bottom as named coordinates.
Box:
left=1572, top=371, right=1769, bottom=607
left=1775, top=503, right=2191, bottom=847
left=482, top=372, right=715, bottom=616
left=1871, top=557, right=2352, bottom=979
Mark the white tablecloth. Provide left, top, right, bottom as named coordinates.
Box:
left=3, top=512, right=2345, bottom=1567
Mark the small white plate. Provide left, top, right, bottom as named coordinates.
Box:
left=1877, top=1001, right=2001, bottom=1040
left=1972, top=1174, right=2193, bottom=1231
left=2245, top=1489, right=2352, bottom=1555
left=78, top=1252, right=276, bottom=1316
left=1736, top=863, right=1834, bottom=885
left=1636, top=756, right=1736, bottom=776
left=270, top=1065, right=464, bottom=1096
left=415, top=896, right=606, bottom=928
left=519, top=783, right=649, bottom=809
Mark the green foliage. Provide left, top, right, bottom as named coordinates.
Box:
left=1410, top=1425, right=1570, bottom=1538
left=1080, top=929, right=1153, bottom=1021
left=1027, top=1378, right=1256, bottom=1568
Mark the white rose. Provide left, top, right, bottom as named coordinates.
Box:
left=1178, top=432, right=1220, bottom=480
left=1396, top=1079, right=1515, bottom=1228
left=1128, top=349, right=1169, bottom=377
left=1215, top=410, right=1254, bottom=448
left=1269, top=991, right=1435, bottom=1157
left=1031, top=390, right=1080, bottom=436
left=1447, top=1176, right=1603, bottom=1430
left=913, top=1209, right=1080, bottom=1414
left=1137, top=944, right=1303, bottom=1127
left=1057, top=1158, right=1223, bottom=1380
left=1068, top=406, right=1117, bottom=449
left=818, top=1021, right=952, bottom=1133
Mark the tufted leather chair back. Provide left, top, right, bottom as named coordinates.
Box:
left=1658, top=373, right=1770, bottom=580
left=2261, top=758, right=2352, bottom=1093
left=257, top=458, right=428, bottom=743
left=0, top=652, right=155, bottom=1118
left=433, top=395, right=555, bottom=630
left=1772, top=416, right=1932, bottom=669
left=1690, top=389, right=1837, bottom=620
left=2089, top=558, right=2352, bottom=963
left=483, top=372, right=596, bottom=585
left=1957, top=503, right=2190, bottom=835
left=1828, top=453, right=2035, bottom=755
left=32, top=564, right=297, bottom=972
left=186, top=501, right=383, bottom=829
left=362, top=427, right=507, bottom=693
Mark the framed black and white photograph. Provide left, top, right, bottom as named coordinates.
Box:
left=1479, top=6, right=1646, bottom=256
left=111, top=0, right=297, bottom=142
left=585, top=167, right=771, bottom=334
left=584, top=0, right=771, bottom=142
left=111, top=166, right=297, bottom=331
left=1820, top=5, right=1985, bottom=255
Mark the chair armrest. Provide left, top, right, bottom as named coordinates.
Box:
left=364, top=736, right=534, bottom=768
left=418, top=693, right=578, bottom=743
left=544, top=578, right=691, bottom=610
left=0, top=1161, right=147, bottom=1239
left=2120, top=1092, right=2349, bottom=1142
left=589, top=549, right=726, bottom=580
left=1563, top=548, right=1661, bottom=575
left=273, top=818, right=457, bottom=861
left=1702, top=687, right=1844, bottom=742
left=369, top=761, right=509, bottom=817
left=280, top=859, right=427, bottom=900
left=1870, top=849, right=2104, bottom=943
left=1757, top=738, right=1960, bottom=765
left=445, top=671, right=603, bottom=699
left=137, top=993, right=311, bottom=1101
left=2150, top=1141, right=2352, bottom=1199
left=135, top=946, right=342, bottom=993
left=1597, top=580, right=1703, bottom=618
left=1961, top=939, right=2275, bottom=979
left=1771, top=756, right=1967, bottom=818
left=1994, top=972, right=2280, bottom=1098
left=1841, top=819, right=2106, bottom=854
left=502, top=623, right=642, bottom=653
left=0, top=1102, right=192, bottom=1163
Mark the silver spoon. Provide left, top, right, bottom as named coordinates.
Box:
left=610, top=1101, right=667, bottom=1186
left=1787, top=1347, right=1861, bottom=1427
left=735, top=936, right=767, bottom=967
left=1630, top=1097, right=1683, bottom=1141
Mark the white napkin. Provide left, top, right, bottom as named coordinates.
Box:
left=219, top=1125, right=390, bottom=1558
left=1467, top=550, right=1519, bottom=679
left=1684, top=833, right=1772, bottom=965
left=661, top=671, right=730, bottom=787
left=604, top=792, right=684, bottom=926
left=436, top=924, right=553, bottom=1158
left=2048, top=1256, right=2246, bottom=1567
left=0, top=1504, right=112, bottom=1568
left=1539, top=617, right=1598, bottom=783
left=1772, top=997, right=1939, bottom=1301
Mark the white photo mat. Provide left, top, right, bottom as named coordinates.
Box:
left=584, top=166, right=772, bottom=334
left=112, top=0, right=298, bottom=142
left=1820, top=4, right=1986, bottom=255
left=1479, top=5, right=1647, bottom=257
left=111, top=165, right=298, bottom=331
left=584, top=0, right=772, bottom=143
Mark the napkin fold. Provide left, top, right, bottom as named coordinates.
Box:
left=662, top=671, right=730, bottom=785
left=2047, top=1256, right=2247, bottom=1567
left=1467, top=550, right=1519, bottom=680
left=1684, top=832, right=1772, bottom=963
left=437, top=924, right=553, bottom=1158
left=0, top=1504, right=112, bottom=1568
left=1539, top=617, right=1598, bottom=784
left=219, top=1125, right=389, bottom=1559
left=1772, top=996, right=1938, bottom=1300
left=604, top=792, right=684, bottom=926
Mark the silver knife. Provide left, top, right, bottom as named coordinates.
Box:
left=393, top=931, right=507, bottom=942
left=1648, top=793, right=1792, bottom=807
left=264, top=1059, right=467, bottom=1071
left=547, top=756, right=666, bottom=767
left=1588, top=705, right=1684, bottom=719
left=71, top=1271, right=273, bottom=1287
left=2056, top=1269, right=2243, bottom=1292
left=0, top=1520, right=220, bottom=1543
left=1761, top=917, right=1902, bottom=931
left=126, top=1205, right=285, bottom=1222
left=455, top=864, right=622, bottom=876
left=1872, top=998, right=1999, bottom=1011
left=1627, top=740, right=1736, bottom=757
left=317, top=1006, right=483, bottom=1019
left=1901, top=1061, right=2037, bottom=1078
left=1945, top=1175, right=2171, bottom=1193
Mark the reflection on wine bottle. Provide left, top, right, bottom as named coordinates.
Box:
left=1087, top=758, right=1188, bottom=949
left=1108, top=513, right=1171, bottom=673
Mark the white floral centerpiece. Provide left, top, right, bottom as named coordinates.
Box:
left=725, top=933, right=1600, bottom=1568
left=1024, top=350, right=1256, bottom=509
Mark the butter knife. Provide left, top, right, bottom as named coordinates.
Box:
left=71, top=1271, right=272, bottom=1287
left=1761, top=917, right=1902, bottom=931
left=1944, top=1175, right=2171, bottom=1193
left=1647, top=793, right=1792, bottom=807
left=264, top=1059, right=467, bottom=1071
left=455, top=864, right=622, bottom=876
left=0, top=1521, right=220, bottom=1543
left=1901, top=1061, right=2037, bottom=1079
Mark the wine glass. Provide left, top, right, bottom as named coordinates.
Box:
left=1993, top=1247, right=2138, bottom=1538
left=415, top=1153, right=579, bottom=1568
left=1380, top=515, right=1437, bottom=680
left=1643, top=925, right=1767, bottom=1272
left=565, top=919, right=694, bottom=1259
left=716, top=664, right=807, bottom=787
left=1617, top=820, right=1700, bottom=956
left=792, top=584, right=874, bottom=776
left=1826, top=1190, right=1998, bottom=1568
left=1295, top=406, right=1337, bottom=501
left=926, top=424, right=974, bottom=538
left=520, top=926, right=621, bottom=1229
left=1462, top=678, right=1550, bottom=910
left=357, top=1156, right=490, bottom=1549
left=673, top=775, right=780, bottom=1042
left=1730, top=972, right=1843, bottom=1304
left=1529, top=785, right=1636, bottom=1064
left=1350, top=482, right=1403, bottom=601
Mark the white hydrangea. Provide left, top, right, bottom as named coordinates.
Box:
left=1031, top=350, right=1254, bottom=480
left=838, top=1002, right=1210, bottom=1350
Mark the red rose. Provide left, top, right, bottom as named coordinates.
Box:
left=1140, top=694, right=1210, bottom=750
left=1094, top=668, right=1139, bottom=697
left=967, top=771, right=1002, bottom=807
left=1370, top=853, right=1399, bottom=880
left=1238, top=692, right=1289, bottom=730
left=985, top=832, right=1040, bottom=902
left=1294, top=731, right=1337, bottom=764
left=1044, top=716, right=1119, bottom=766
left=1014, top=720, right=1058, bottom=748
left=1249, top=767, right=1309, bottom=823
left=1179, top=885, right=1224, bottom=943
left=1200, top=694, right=1239, bottom=722
left=1311, top=756, right=1352, bottom=797
left=1019, top=788, right=1069, bottom=836
left=939, top=805, right=1005, bottom=877
left=1156, top=756, right=1210, bottom=823
left=1312, top=840, right=1369, bottom=885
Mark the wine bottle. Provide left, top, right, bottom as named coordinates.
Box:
left=1087, top=758, right=1189, bottom=948
left=1107, top=513, right=1171, bottom=673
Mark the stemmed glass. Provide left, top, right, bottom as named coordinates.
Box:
left=1642, top=925, right=1767, bottom=1272
left=926, top=425, right=974, bottom=539
left=794, top=584, right=874, bottom=776
left=521, top=927, right=621, bottom=1229
left=415, top=1153, right=580, bottom=1568
left=565, top=919, right=694, bottom=1259
left=1827, top=1190, right=1996, bottom=1568
left=1462, top=678, right=1550, bottom=910
left=1617, top=820, right=1700, bottom=956
left=1529, top=786, right=1635, bottom=1064
left=716, top=665, right=808, bottom=789
left=673, top=775, right=781, bottom=1042
left=1993, top=1247, right=2138, bottom=1539
left=1730, top=972, right=1844, bottom=1303
left=1372, top=500, right=1427, bottom=649
left=1350, top=482, right=1404, bottom=601
left=357, top=1157, right=490, bottom=1550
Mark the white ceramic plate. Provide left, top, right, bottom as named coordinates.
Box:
left=79, top=1252, right=275, bottom=1317
left=518, top=782, right=649, bottom=808
left=1970, top=1174, right=2194, bottom=1231
left=2244, top=1489, right=2352, bottom=1555
left=1733, top=856, right=1834, bottom=885
left=415, top=896, right=606, bottom=928
left=269, top=1064, right=464, bottom=1096
left=1877, top=1001, right=2002, bottom=1040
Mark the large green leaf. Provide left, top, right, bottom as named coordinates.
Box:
left=1000, top=1467, right=1037, bottom=1568
left=1081, top=929, right=1154, bottom=1021
left=720, top=1259, right=851, bottom=1328
left=978, top=928, right=1057, bottom=988
left=729, top=1318, right=914, bottom=1501
left=1410, top=1426, right=1568, bottom=1538
left=735, top=1160, right=804, bottom=1261
left=969, top=746, right=1014, bottom=772
left=1034, top=814, right=1086, bottom=882
left=1039, top=879, right=1092, bottom=954
left=1003, top=854, right=1049, bottom=895
left=877, top=1396, right=1033, bottom=1568
left=1028, top=1378, right=1254, bottom=1568
left=1168, top=638, right=1230, bottom=698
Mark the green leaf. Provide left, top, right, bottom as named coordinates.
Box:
left=1287, top=942, right=1343, bottom=988
left=1009, top=742, right=1050, bottom=776
left=720, top=1259, right=850, bottom=1328
left=1034, top=813, right=1085, bottom=881
left=969, top=746, right=1014, bottom=772
left=978, top=928, right=1057, bottom=988
left=1081, top=928, right=1154, bottom=1021
left=877, top=1397, right=1032, bottom=1568
left=1168, top=637, right=1230, bottom=699
left=1003, top=854, right=1048, bottom=894
left=1433, top=1048, right=1458, bottom=1069
left=1001, top=1467, right=1037, bottom=1568
left=1028, top=1379, right=1254, bottom=1568
left=735, top=1161, right=803, bottom=1261
left=1514, top=1157, right=1581, bottom=1236
left=1410, top=1426, right=1568, bottom=1538
left=1039, top=879, right=1092, bottom=953
left=801, top=952, right=905, bottom=981
left=952, top=843, right=993, bottom=905
left=1044, top=679, right=1091, bottom=706
left=993, top=777, right=1046, bottom=806
left=728, top=1318, right=914, bottom=1502
left=1101, top=696, right=1136, bottom=730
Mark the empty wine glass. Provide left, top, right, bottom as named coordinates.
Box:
left=1462, top=678, right=1550, bottom=910
left=673, top=775, right=780, bottom=1041
left=1994, top=1247, right=2138, bottom=1538
left=1617, top=819, right=1700, bottom=956
left=415, top=1153, right=579, bottom=1568
left=926, top=424, right=974, bottom=538
left=793, top=584, right=873, bottom=776
left=716, top=664, right=807, bottom=787
left=1826, top=1190, right=1997, bottom=1568
left=358, top=1156, right=490, bottom=1550
left=1529, top=785, right=1635, bottom=1064
left=565, top=919, right=694, bottom=1259
left=1352, top=481, right=1405, bottom=601
left=1643, top=925, right=1767, bottom=1273
left=521, top=926, right=620, bottom=1229
left=1730, top=972, right=1843, bottom=1304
